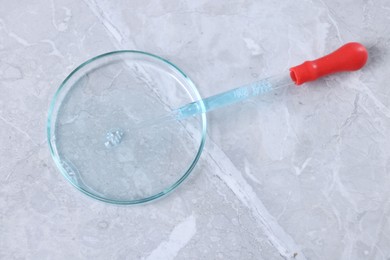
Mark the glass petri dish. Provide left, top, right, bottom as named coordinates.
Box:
left=47, top=51, right=207, bottom=204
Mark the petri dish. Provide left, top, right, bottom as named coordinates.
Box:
left=47, top=51, right=207, bottom=204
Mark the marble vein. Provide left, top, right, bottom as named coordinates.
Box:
left=0, top=114, right=38, bottom=146
left=82, top=0, right=126, bottom=46
left=0, top=18, right=33, bottom=47
left=205, top=139, right=306, bottom=260
left=145, top=215, right=197, bottom=260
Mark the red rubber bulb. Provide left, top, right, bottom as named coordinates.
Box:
left=289, top=42, right=368, bottom=85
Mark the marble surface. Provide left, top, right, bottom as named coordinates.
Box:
left=1, top=0, right=390, bottom=259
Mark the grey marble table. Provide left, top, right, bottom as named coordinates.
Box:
left=1, top=0, right=390, bottom=259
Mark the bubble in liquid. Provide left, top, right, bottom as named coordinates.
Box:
left=104, top=129, right=124, bottom=148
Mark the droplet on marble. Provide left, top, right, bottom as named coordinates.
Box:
left=97, top=220, right=109, bottom=230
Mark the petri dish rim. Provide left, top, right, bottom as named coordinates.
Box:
left=47, top=50, right=207, bottom=205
